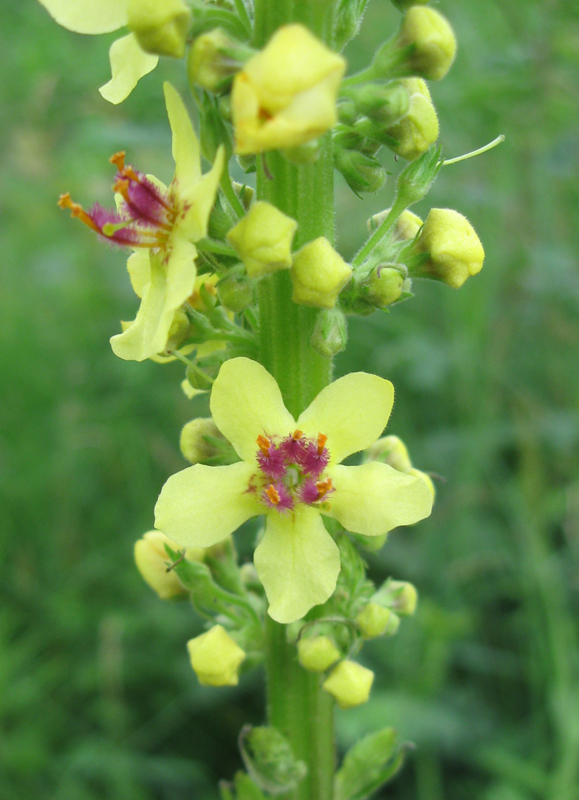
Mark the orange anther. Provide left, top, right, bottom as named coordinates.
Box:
left=317, top=433, right=328, bottom=455
left=57, top=193, right=100, bottom=234
left=113, top=177, right=131, bottom=202
left=315, top=478, right=332, bottom=499
left=292, top=429, right=303, bottom=441
left=109, top=151, right=126, bottom=171
left=265, top=484, right=280, bottom=505
left=257, top=435, right=271, bottom=455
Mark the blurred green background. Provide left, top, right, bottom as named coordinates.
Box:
left=1, top=1, right=579, bottom=798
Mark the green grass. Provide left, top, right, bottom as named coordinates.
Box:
left=1, top=0, right=578, bottom=798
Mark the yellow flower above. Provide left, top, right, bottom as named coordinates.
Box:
left=231, top=24, right=346, bottom=155
left=155, top=357, right=433, bottom=623
left=36, top=0, right=160, bottom=103
left=59, top=83, right=224, bottom=362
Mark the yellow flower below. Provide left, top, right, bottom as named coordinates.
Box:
left=155, top=357, right=433, bottom=623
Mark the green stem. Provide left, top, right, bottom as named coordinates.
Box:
left=352, top=194, right=407, bottom=268
left=253, top=1, right=336, bottom=798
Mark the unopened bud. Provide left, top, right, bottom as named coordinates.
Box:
left=134, top=531, right=203, bottom=600
left=322, top=661, right=374, bottom=709
left=335, top=0, right=364, bottom=50
left=217, top=267, right=255, bottom=312
left=180, top=417, right=222, bottom=464
left=395, top=6, right=457, bottom=81
left=364, top=266, right=406, bottom=308
left=368, top=209, right=423, bottom=241
left=291, top=238, right=352, bottom=309
left=188, top=29, right=254, bottom=94
left=412, top=208, right=484, bottom=288
left=385, top=580, right=418, bottom=616
left=186, top=364, right=213, bottom=391
left=232, top=181, right=255, bottom=211
left=386, top=78, right=438, bottom=162
left=227, top=201, right=297, bottom=279
left=349, top=81, right=410, bottom=127
left=187, top=624, right=246, bottom=686
left=352, top=532, right=388, bottom=552
left=335, top=148, right=386, bottom=194
left=366, top=435, right=413, bottom=471
left=164, top=309, right=191, bottom=352
left=408, top=467, right=435, bottom=497
left=128, top=0, right=191, bottom=58
left=356, top=602, right=396, bottom=639
left=281, top=139, right=322, bottom=165
left=298, top=635, right=341, bottom=672
left=310, top=309, right=348, bottom=358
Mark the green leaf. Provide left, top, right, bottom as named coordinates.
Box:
left=334, top=728, right=407, bottom=800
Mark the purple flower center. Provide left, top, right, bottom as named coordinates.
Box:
left=254, top=431, right=333, bottom=514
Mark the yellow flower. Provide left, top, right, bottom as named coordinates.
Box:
left=290, top=238, right=352, bottom=309
left=231, top=24, right=346, bottom=154
left=322, top=661, right=374, bottom=709
left=155, top=357, right=433, bottom=623
left=187, top=625, right=246, bottom=687
left=134, top=530, right=204, bottom=600
left=59, top=83, right=224, bottom=362
left=36, top=0, right=184, bottom=103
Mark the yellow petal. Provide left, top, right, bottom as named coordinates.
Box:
left=297, top=373, right=394, bottom=465
left=37, top=0, right=127, bottom=34
left=99, top=33, right=158, bottom=105
left=210, top=358, right=295, bottom=463
left=327, top=462, right=433, bottom=536
left=254, top=507, right=340, bottom=624
left=126, top=250, right=151, bottom=299
left=178, top=146, right=225, bottom=242
left=155, top=462, right=259, bottom=548
left=110, top=238, right=196, bottom=361
left=163, top=82, right=201, bottom=190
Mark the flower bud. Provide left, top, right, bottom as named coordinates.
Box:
left=127, top=0, right=191, bottom=59
left=164, top=308, right=191, bottom=353
left=335, top=148, right=386, bottom=194
left=232, top=24, right=346, bottom=154
left=413, top=208, right=484, bottom=288
left=385, top=580, right=418, bottom=616
left=408, top=467, right=435, bottom=497
left=134, top=531, right=204, bottom=600
left=352, top=532, right=388, bottom=552
left=188, top=29, right=254, bottom=94
left=226, top=201, right=297, bottom=279
left=232, top=182, right=255, bottom=211
left=187, top=624, right=246, bottom=687
left=310, top=308, right=348, bottom=358
left=217, top=268, right=255, bottom=313
left=391, top=0, right=429, bottom=9
left=185, top=364, right=214, bottom=391
left=368, top=209, right=423, bottom=242
left=385, top=78, right=438, bottom=162
left=364, top=266, right=406, bottom=308
left=356, top=602, right=396, bottom=639
left=281, top=139, right=322, bottom=165
left=322, top=661, right=374, bottom=709
left=349, top=81, right=410, bottom=127
left=291, top=238, right=352, bottom=309
left=366, top=435, right=413, bottom=471
left=395, top=7, right=457, bottom=81
left=298, top=635, right=341, bottom=672
left=180, top=417, right=221, bottom=464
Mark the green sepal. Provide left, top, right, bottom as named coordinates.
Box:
left=334, top=728, right=407, bottom=800
left=190, top=0, right=251, bottom=40
left=239, top=725, right=307, bottom=795
left=395, top=144, right=443, bottom=208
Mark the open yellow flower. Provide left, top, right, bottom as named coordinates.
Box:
left=37, top=0, right=159, bottom=103
left=231, top=24, right=346, bottom=154
left=155, top=357, right=433, bottom=623
left=59, top=83, right=224, bottom=362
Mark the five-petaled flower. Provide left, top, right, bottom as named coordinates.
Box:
left=155, top=357, right=433, bottom=623
left=58, top=83, right=224, bottom=362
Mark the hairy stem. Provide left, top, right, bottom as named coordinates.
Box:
left=254, top=1, right=336, bottom=798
